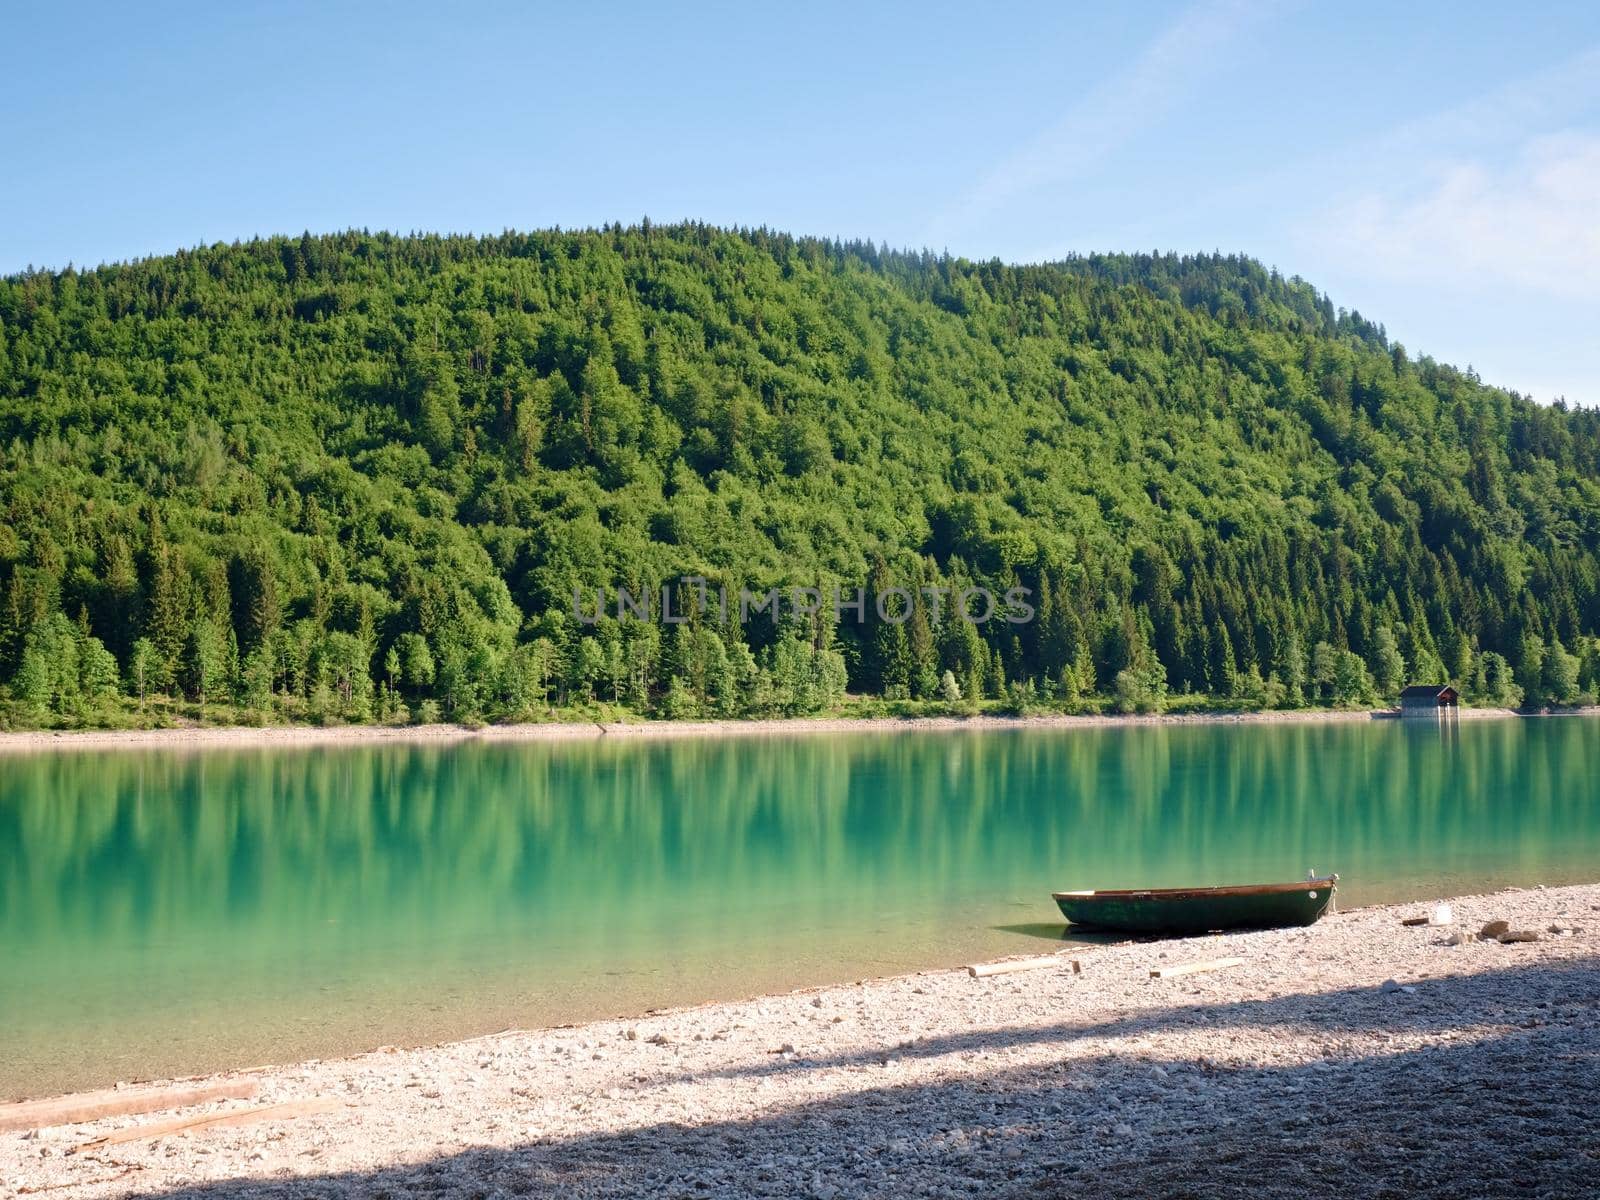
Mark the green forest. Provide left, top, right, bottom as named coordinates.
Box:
left=2, top=223, right=1598, bottom=729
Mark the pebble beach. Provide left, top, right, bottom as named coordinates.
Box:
left=4, top=882, right=1597, bottom=1199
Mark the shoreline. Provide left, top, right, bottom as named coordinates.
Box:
left=1, top=703, right=1588, bottom=754
left=6, top=880, right=1597, bottom=1197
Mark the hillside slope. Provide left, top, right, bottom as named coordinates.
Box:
left=1, top=224, right=1598, bottom=724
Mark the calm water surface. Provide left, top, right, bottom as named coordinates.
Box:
left=2, top=718, right=1597, bottom=1099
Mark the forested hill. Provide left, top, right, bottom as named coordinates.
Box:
left=2, top=224, right=1599, bottom=727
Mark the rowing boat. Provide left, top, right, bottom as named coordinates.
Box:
left=1052, top=875, right=1338, bottom=934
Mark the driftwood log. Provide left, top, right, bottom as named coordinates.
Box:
left=0, top=1079, right=258, bottom=1133
left=72, top=1098, right=340, bottom=1153
left=1149, top=956, right=1246, bottom=980
left=968, top=954, right=1081, bottom=978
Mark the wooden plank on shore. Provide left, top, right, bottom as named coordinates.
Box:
left=72, top=1098, right=340, bottom=1153
left=0, top=1079, right=259, bottom=1133
left=969, top=955, right=1081, bottom=978
left=1149, top=956, right=1246, bottom=980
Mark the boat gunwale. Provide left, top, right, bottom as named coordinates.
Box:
left=1051, top=876, right=1338, bottom=902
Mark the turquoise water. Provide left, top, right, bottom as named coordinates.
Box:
left=2, top=717, right=1597, bottom=1099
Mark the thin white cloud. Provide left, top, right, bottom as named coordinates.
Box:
left=1317, top=132, right=1600, bottom=301
left=1371, top=45, right=1600, bottom=158
left=922, top=0, right=1283, bottom=248
left=1038, top=40, right=1600, bottom=269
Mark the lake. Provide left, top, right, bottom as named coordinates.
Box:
left=2, top=716, right=1597, bottom=1100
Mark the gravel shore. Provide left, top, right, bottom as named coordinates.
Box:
left=0, top=703, right=1573, bottom=756
left=5, top=882, right=1597, bottom=1199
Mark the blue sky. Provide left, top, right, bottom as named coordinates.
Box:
left=6, top=1, right=1599, bottom=403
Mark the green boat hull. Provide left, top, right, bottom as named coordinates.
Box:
left=1053, top=877, right=1337, bottom=935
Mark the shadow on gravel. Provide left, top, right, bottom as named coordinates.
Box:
left=123, top=956, right=1600, bottom=1200
left=657, top=954, right=1600, bottom=1088
left=988, top=922, right=1134, bottom=944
